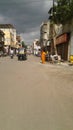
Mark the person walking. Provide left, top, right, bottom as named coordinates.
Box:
left=41, top=48, right=46, bottom=64
left=9, top=48, right=14, bottom=59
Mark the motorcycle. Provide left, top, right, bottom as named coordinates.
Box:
left=10, top=48, right=14, bottom=59
left=10, top=54, right=14, bottom=59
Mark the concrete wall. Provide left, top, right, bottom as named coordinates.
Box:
left=67, top=20, right=73, bottom=57
left=69, top=31, right=73, bottom=56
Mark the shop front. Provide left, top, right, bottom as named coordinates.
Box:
left=56, top=33, right=70, bottom=61
left=0, top=30, right=5, bottom=56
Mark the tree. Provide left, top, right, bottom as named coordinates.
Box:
left=48, top=0, right=73, bottom=55
left=21, top=41, right=25, bottom=47
left=21, top=41, right=27, bottom=49
left=53, top=0, right=73, bottom=24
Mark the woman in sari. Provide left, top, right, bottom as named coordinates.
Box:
left=41, top=48, right=46, bottom=63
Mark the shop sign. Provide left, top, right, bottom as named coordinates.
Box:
left=56, top=33, right=68, bottom=45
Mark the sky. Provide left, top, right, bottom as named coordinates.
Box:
left=0, top=0, right=53, bottom=45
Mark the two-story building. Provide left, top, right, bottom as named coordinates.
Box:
left=40, top=21, right=51, bottom=52
left=0, top=24, right=16, bottom=48
left=40, top=21, right=50, bottom=46
left=33, top=39, right=41, bottom=56
left=55, top=22, right=72, bottom=61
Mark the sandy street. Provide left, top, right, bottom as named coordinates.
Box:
left=0, top=55, right=73, bottom=130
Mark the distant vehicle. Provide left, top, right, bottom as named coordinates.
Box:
left=18, top=47, right=27, bottom=61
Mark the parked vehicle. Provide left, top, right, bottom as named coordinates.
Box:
left=18, top=47, right=27, bottom=61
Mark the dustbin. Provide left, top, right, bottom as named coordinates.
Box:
left=70, top=55, right=73, bottom=63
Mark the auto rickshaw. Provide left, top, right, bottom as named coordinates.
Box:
left=18, top=46, right=27, bottom=61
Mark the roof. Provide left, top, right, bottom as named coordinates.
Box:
left=0, top=24, right=15, bottom=29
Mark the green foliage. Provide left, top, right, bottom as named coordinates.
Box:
left=51, top=0, right=73, bottom=24
left=21, top=41, right=25, bottom=47
left=21, top=41, right=27, bottom=49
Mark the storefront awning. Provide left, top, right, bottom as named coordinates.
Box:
left=56, top=33, right=68, bottom=45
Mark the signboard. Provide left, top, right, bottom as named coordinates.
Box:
left=56, top=33, right=68, bottom=45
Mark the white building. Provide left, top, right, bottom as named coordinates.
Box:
left=40, top=21, right=50, bottom=47
left=33, top=39, right=41, bottom=55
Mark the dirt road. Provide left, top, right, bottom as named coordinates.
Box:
left=0, top=55, right=73, bottom=130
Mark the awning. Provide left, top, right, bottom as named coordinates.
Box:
left=56, top=33, right=68, bottom=45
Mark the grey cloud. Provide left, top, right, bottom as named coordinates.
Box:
left=0, top=0, right=53, bottom=44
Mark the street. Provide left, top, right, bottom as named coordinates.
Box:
left=0, top=55, right=73, bottom=130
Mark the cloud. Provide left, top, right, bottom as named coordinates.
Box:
left=0, top=15, right=5, bottom=22
left=0, top=0, right=53, bottom=44
left=20, top=26, right=40, bottom=44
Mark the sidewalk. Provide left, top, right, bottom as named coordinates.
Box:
left=46, top=61, right=72, bottom=67
left=57, top=62, right=69, bottom=66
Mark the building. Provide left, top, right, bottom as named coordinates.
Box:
left=16, top=35, right=21, bottom=48
left=40, top=21, right=52, bottom=53
left=55, top=22, right=71, bottom=61
left=33, top=39, right=41, bottom=56
left=40, top=21, right=50, bottom=46
left=16, top=35, right=21, bottom=43
left=0, top=24, right=16, bottom=48
left=0, top=30, right=5, bottom=54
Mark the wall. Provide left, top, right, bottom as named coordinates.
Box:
left=69, top=31, right=73, bottom=56
left=0, top=28, right=16, bottom=47
left=1, top=29, right=11, bottom=46
left=40, top=21, right=50, bottom=47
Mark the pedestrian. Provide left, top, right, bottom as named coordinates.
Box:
left=9, top=48, right=14, bottom=59
left=41, top=48, right=46, bottom=64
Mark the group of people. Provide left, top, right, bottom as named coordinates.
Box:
left=41, top=48, right=61, bottom=64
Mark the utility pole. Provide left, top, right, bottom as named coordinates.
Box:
left=48, top=0, right=57, bottom=55
left=52, top=0, right=57, bottom=55
left=53, top=0, right=54, bottom=15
